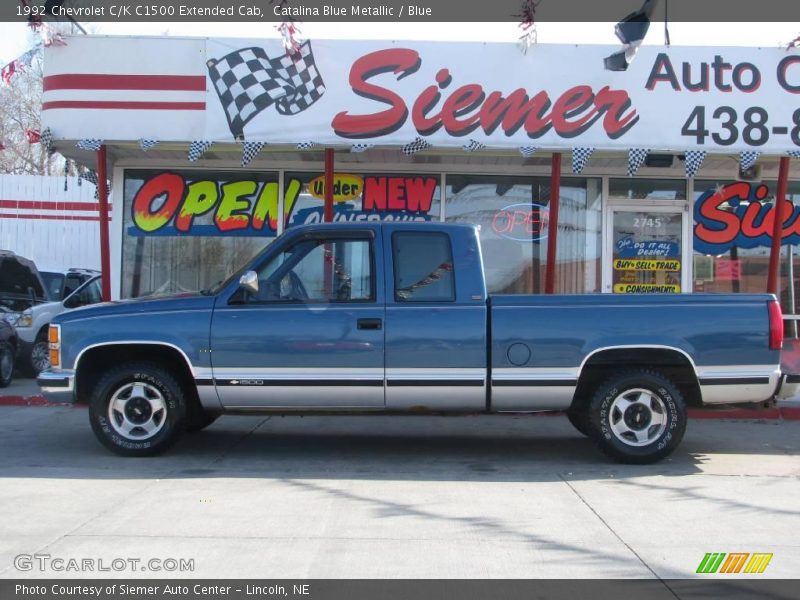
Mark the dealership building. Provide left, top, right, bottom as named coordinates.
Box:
left=40, top=35, right=800, bottom=335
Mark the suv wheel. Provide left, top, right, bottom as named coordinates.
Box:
left=89, top=362, right=186, bottom=456
left=23, top=332, right=50, bottom=377
left=0, top=342, right=14, bottom=387
left=587, top=369, right=687, bottom=464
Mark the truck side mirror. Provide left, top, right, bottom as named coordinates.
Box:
left=239, top=271, right=259, bottom=295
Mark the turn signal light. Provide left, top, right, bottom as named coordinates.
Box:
left=48, top=324, right=61, bottom=368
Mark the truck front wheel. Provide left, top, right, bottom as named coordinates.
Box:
left=587, top=369, right=687, bottom=464
left=89, top=362, right=186, bottom=456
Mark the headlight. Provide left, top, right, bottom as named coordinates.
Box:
left=17, top=312, right=32, bottom=328
left=2, top=312, right=20, bottom=326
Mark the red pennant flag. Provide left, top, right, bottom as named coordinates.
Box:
left=1, top=61, right=16, bottom=85
left=25, top=128, right=41, bottom=144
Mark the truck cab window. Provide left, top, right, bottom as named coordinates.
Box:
left=392, top=232, right=455, bottom=302
left=251, top=238, right=373, bottom=303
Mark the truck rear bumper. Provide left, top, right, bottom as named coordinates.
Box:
left=37, top=369, right=76, bottom=404
left=776, top=371, right=800, bottom=401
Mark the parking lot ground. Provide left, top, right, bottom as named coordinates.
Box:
left=0, top=405, right=798, bottom=579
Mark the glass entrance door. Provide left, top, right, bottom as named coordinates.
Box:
left=604, top=207, right=689, bottom=294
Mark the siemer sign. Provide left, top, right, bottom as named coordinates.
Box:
left=41, top=38, right=800, bottom=153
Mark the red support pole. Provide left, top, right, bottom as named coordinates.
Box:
left=324, top=148, right=334, bottom=223
left=767, top=156, right=791, bottom=296
left=96, top=145, right=112, bottom=302
left=544, top=153, right=562, bottom=294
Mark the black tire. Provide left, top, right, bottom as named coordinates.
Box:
left=0, top=341, right=14, bottom=388
left=22, top=332, right=50, bottom=377
left=185, top=405, right=219, bottom=433
left=566, top=407, right=591, bottom=436
left=587, top=369, right=687, bottom=464
left=89, top=362, right=187, bottom=457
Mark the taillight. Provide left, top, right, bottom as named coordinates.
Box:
left=48, top=324, right=61, bottom=368
left=768, top=300, right=784, bottom=350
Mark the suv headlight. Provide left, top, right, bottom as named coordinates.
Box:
left=2, top=312, right=20, bottom=326
left=16, top=311, right=32, bottom=328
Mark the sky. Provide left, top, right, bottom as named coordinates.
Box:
left=1, top=21, right=799, bottom=66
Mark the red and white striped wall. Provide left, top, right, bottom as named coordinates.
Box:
left=0, top=175, right=103, bottom=271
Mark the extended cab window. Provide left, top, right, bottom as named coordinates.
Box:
left=392, top=232, right=455, bottom=302
left=249, top=238, right=374, bottom=303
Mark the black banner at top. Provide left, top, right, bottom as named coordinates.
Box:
left=4, top=0, right=800, bottom=22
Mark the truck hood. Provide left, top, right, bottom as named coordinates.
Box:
left=54, top=292, right=216, bottom=323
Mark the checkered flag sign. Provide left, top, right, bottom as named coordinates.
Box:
left=685, top=150, right=706, bottom=177
left=208, top=41, right=326, bottom=140
left=572, top=147, right=594, bottom=174
left=40, top=128, right=54, bottom=156
left=297, top=141, right=317, bottom=150
left=188, top=141, right=213, bottom=162
left=350, top=143, right=373, bottom=153
left=518, top=146, right=538, bottom=158
left=788, top=150, right=800, bottom=159
left=79, top=169, right=111, bottom=199
left=401, top=137, right=432, bottom=156
left=241, top=141, right=265, bottom=167
left=462, top=139, right=485, bottom=153
left=627, top=149, right=649, bottom=177
left=76, top=139, right=103, bottom=151
left=80, top=169, right=98, bottom=186
left=139, top=139, right=159, bottom=152
left=740, top=151, right=760, bottom=171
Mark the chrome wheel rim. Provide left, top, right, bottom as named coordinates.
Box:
left=0, top=348, right=12, bottom=381
left=608, top=387, right=668, bottom=447
left=107, top=382, right=167, bottom=441
left=31, top=341, right=50, bottom=373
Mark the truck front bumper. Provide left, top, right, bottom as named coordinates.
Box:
left=37, top=369, right=76, bottom=404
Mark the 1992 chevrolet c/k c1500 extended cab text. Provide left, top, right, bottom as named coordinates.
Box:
left=38, top=222, right=799, bottom=463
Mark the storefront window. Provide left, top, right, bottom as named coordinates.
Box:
left=445, top=175, right=601, bottom=294
left=692, top=179, right=800, bottom=339
left=609, top=178, right=687, bottom=201
left=285, top=172, right=441, bottom=228
left=121, top=170, right=286, bottom=298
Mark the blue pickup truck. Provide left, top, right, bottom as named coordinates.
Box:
left=38, top=222, right=797, bottom=463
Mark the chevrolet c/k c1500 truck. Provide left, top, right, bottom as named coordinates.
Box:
left=38, top=222, right=799, bottom=463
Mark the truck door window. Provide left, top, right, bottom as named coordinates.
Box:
left=250, top=238, right=374, bottom=303
left=392, top=232, right=455, bottom=302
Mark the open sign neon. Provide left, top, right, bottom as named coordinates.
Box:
left=491, top=203, right=549, bottom=242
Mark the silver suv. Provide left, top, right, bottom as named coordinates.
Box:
left=16, top=276, right=103, bottom=376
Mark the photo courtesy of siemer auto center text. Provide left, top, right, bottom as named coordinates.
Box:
left=0, top=0, right=799, bottom=598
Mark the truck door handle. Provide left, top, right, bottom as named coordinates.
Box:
left=357, top=318, right=382, bottom=330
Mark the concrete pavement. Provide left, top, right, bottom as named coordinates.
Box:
left=0, top=406, right=798, bottom=579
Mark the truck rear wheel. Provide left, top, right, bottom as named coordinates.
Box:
left=89, top=362, right=186, bottom=456
left=587, top=369, right=687, bottom=464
